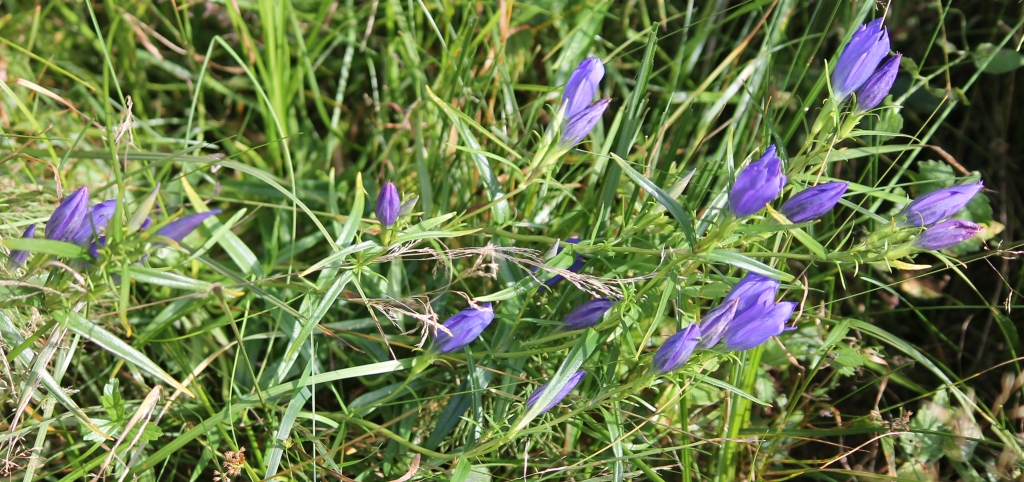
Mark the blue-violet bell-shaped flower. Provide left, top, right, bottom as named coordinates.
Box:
left=157, top=210, right=222, bottom=243
left=695, top=299, right=740, bottom=349
left=526, top=370, right=587, bottom=414
left=562, top=57, right=605, bottom=119
left=8, top=224, right=36, bottom=266
left=376, top=181, right=400, bottom=228
left=855, top=54, right=901, bottom=112
left=560, top=99, right=611, bottom=147
left=562, top=298, right=614, bottom=330
left=653, top=324, right=702, bottom=374
left=779, top=182, right=849, bottom=223
left=722, top=300, right=797, bottom=351
left=729, top=145, right=787, bottom=217
left=71, top=199, right=117, bottom=246
left=913, top=220, right=982, bottom=250
left=898, top=181, right=983, bottom=227
left=435, top=302, right=495, bottom=354
left=45, top=186, right=89, bottom=243
left=832, top=18, right=890, bottom=100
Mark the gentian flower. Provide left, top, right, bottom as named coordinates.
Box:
left=8, top=224, right=36, bottom=266
left=898, top=181, right=983, bottom=227
left=157, top=210, right=222, bottom=243
left=729, top=145, right=787, bottom=217
left=695, top=299, right=740, bottom=349
left=71, top=199, right=116, bottom=246
left=562, top=298, right=614, bottom=330
left=45, top=186, right=89, bottom=242
left=435, top=302, right=495, bottom=354
left=779, top=182, right=849, bottom=223
left=913, top=220, right=982, bottom=250
left=722, top=300, right=797, bottom=351
left=562, top=57, right=604, bottom=119
left=699, top=273, right=794, bottom=351
left=653, top=324, right=701, bottom=374
left=537, top=237, right=584, bottom=289
left=855, top=54, right=901, bottom=112
left=376, top=181, right=400, bottom=228
left=559, top=58, right=609, bottom=147
left=526, top=370, right=587, bottom=414
left=832, top=19, right=890, bottom=100
left=560, top=99, right=611, bottom=147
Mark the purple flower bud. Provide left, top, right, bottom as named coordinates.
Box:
left=653, top=324, right=702, bottom=374
left=722, top=301, right=797, bottom=351
left=435, top=303, right=495, bottom=354
left=560, top=99, right=610, bottom=147
left=526, top=370, right=587, bottom=414
left=45, top=186, right=89, bottom=243
left=855, top=54, right=901, bottom=112
left=779, top=182, right=849, bottom=223
left=71, top=199, right=117, bottom=245
left=536, top=237, right=584, bottom=289
left=832, top=19, right=890, bottom=100
left=913, top=220, right=982, bottom=250
left=376, top=181, right=400, bottom=228
left=563, top=58, right=605, bottom=119
left=8, top=224, right=36, bottom=266
left=726, top=273, right=781, bottom=313
left=562, top=298, right=614, bottom=330
left=729, top=145, right=787, bottom=217
left=696, top=299, right=740, bottom=349
left=898, top=181, right=983, bottom=227
left=157, top=210, right=222, bottom=243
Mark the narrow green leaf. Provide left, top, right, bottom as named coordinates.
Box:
left=708, top=249, right=794, bottom=282
left=1, top=239, right=87, bottom=259
left=612, top=153, right=696, bottom=249
left=58, top=311, right=194, bottom=398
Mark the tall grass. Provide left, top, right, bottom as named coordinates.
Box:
left=1, top=0, right=1022, bottom=480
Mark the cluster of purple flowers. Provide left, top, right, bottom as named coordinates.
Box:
left=7, top=185, right=221, bottom=267
left=368, top=27, right=984, bottom=421
left=831, top=18, right=902, bottom=112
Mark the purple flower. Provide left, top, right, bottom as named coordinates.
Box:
left=537, top=237, right=584, bottom=289
left=435, top=303, right=495, bottom=354
left=563, top=58, right=605, bottom=119
left=526, top=370, right=587, bottom=414
left=376, top=181, right=400, bottom=228
left=8, top=224, right=36, bottom=266
left=71, top=199, right=117, bottom=245
left=699, top=273, right=789, bottom=350
left=560, top=99, right=610, bottom=147
left=898, top=181, right=983, bottom=227
left=729, top=145, right=787, bottom=217
left=695, top=299, right=740, bottom=349
left=653, top=324, right=701, bottom=374
left=855, top=54, right=901, bottom=112
left=913, top=220, right=982, bottom=250
left=157, top=210, right=222, bottom=243
left=562, top=298, right=614, bottom=330
left=832, top=19, right=890, bottom=100
left=45, top=186, right=89, bottom=243
left=780, top=182, right=849, bottom=223
left=722, top=301, right=797, bottom=351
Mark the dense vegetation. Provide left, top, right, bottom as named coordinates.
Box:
left=1, top=0, right=1022, bottom=480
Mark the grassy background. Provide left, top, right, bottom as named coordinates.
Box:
left=1, top=0, right=1023, bottom=480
